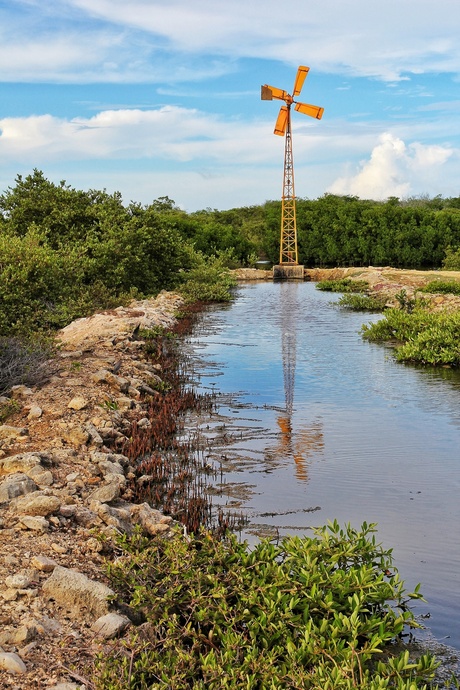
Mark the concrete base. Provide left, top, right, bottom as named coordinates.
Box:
left=273, top=264, right=305, bottom=280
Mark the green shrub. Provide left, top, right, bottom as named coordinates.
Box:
left=442, top=246, right=460, bottom=270
left=419, top=280, right=460, bottom=296
left=316, top=278, right=369, bottom=293
left=337, top=294, right=386, bottom=312
left=0, top=228, right=89, bottom=334
left=179, top=252, right=237, bottom=303
left=362, top=308, right=460, bottom=365
left=95, top=521, right=437, bottom=690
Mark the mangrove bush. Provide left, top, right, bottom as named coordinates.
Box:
left=94, top=521, right=437, bottom=690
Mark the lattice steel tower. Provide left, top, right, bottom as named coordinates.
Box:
left=261, top=66, right=324, bottom=270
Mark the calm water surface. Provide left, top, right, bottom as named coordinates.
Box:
left=189, top=281, right=460, bottom=649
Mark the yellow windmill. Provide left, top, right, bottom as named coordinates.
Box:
left=261, top=66, right=323, bottom=277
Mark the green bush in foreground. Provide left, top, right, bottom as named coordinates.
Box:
left=362, top=308, right=460, bottom=365
left=95, top=521, right=437, bottom=690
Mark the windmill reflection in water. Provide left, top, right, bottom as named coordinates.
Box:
left=274, top=282, right=324, bottom=482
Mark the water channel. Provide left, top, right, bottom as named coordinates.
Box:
left=188, top=280, right=460, bottom=650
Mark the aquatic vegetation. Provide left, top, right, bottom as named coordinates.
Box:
left=95, top=521, right=438, bottom=690
left=338, top=293, right=386, bottom=312
left=362, top=308, right=460, bottom=366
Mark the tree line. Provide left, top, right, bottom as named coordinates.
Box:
left=2, top=169, right=460, bottom=335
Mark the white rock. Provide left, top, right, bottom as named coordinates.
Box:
left=91, top=612, right=131, bottom=639
left=12, top=492, right=60, bottom=516
left=0, top=473, right=38, bottom=502
left=0, top=651, right=27, bottom=674
left=42, top=566, right=115, bottom=621
left=19, top=515, right=49, bottom=531
left=67, top=396, right=88, bottom=410
left=31, top=555, right=58, bottom=572
left=27, top=405, right=43, bottom=419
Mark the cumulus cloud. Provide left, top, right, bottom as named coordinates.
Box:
left=327, top=132, right=454, bottom=199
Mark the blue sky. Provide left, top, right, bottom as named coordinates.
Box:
left=1, top=0, right=460, bottom=211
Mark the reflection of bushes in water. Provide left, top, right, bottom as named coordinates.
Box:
left=123, top=305, right=242, bottom=537
left=96, top=521, right=438, bottom=690
left=0, top=336, right=55, bottom=396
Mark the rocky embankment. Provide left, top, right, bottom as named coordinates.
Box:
left=0, top=292, right=185, bottom=689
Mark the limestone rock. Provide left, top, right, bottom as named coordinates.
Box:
left=10, top=384, right=34, bottom=399
left=91, top=612, right=131, bottom=639
left=0, top=451, right=49, bottom=476
left=5, top=571, right=37, bottom=589
left=0, top=425, right=28, bottom=441
left=0, top=473, right=38, bottom=502
left=98, top=459, right=125, bottom=477
left=27, top=405, right=43, bottom=419
left=31, top=555, right=58, bottom=572
left=85, top=422, right=103, bottom=446
left=0, top=651, right=27, bottom=674
left=11, top=492, right=60, bottom=517
left=89, top=480, right=121, bottom=504
left=58, top=294, right=184, bottom=350
left=61, top=426, right=90, bottom=447
left=18, top=516, right=50, bottom=531
left=27, top=466, right=54, bottom=486
left=91, top=500, right=133, bottom=533
left=130, top=502, right=173, bottom=536
left=67, top=396, right=88, bottom=411
left=42, top=565, right=114, bottom=621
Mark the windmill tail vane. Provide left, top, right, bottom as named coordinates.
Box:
left=261, top=66, right=324, bottom=267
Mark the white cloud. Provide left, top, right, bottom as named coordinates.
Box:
left=0, top=107, right=278, bottom=164
left=2, top=0, right=460, bottom=82
left=327, top=132, right=454, bottom=200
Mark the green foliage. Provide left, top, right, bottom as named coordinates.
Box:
left=394, top=289, right=418, bottom=314
left=179, top=252, right=237, bottom=303
left=316, top=278, right=370, bottom=293
left=95, top=521, right=437, bottom=690
left=442, top=246, right=460, bottom=270
left=0, top=398, right=20, bottom=423
left=0, top=172, right=216, bottom=336
left=337, top=294, right=386, bottom=312
left=419, top=280, right=460, bottom=296
left=362, top=308, right=460, bottom=365
left=5, top=170, right=460, bottom=337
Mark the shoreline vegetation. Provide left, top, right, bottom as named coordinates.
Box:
left=1, top=171, right=460, bottom=686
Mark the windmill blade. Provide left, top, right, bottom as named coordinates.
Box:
left=294, top=101, right=324, bottom=120
left=292, top=66, right=309, bottom=96
left=261, top=85, right=274, bottom=100
left=262, top=84, right=288, bottom=101
left=274, top=106, right=289, bottom=136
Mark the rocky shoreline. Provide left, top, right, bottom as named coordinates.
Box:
left=0, top=291, right=186, bottom=689
left=1, top=271, right=460, bottom=688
